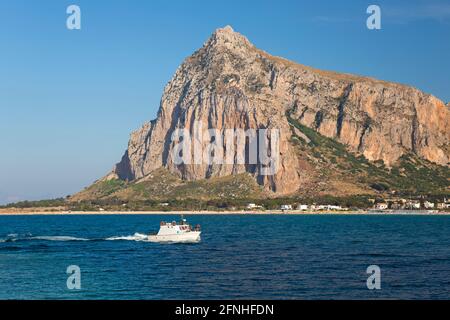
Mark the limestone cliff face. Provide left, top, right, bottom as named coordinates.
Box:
left=112, top=26, right=450, bottom=195
left=289, top=76, right=449, bottom=167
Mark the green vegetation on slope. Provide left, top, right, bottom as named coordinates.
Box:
left=75, top=178, right=128, bottom=200
left=287, top=111, right=450, bottom=196
left=126, top=171, right=264, bottom=200
left=70, top=168, right=265, bottom=203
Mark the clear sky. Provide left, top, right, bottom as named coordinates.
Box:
left=0, top=0, right=449, bottom=204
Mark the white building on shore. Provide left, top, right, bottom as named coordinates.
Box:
left=405, top=201, right=421, bottom=209
left=297, top=204, right=309, bottom=211
left=247, top=203, right=263, bottom=210
left=374, top=203, right=388, bottom=210
left=424, top=201, right=435, bottom=209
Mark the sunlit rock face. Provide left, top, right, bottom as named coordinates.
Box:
left=112, top=26, right=450, bottom=195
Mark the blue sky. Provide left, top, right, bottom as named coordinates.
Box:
left=0, top=0, right=449, bottom=204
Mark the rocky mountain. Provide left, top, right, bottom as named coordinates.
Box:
left=73, top=26, right=449, bottom=201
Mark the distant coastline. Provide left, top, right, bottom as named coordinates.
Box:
left=1, top=209, right=449, bottom=216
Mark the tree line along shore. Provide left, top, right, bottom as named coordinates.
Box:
left=1, top=195, right=449, bottom=214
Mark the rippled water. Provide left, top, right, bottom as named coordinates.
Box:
left=0, top=214, right=449, bottom=299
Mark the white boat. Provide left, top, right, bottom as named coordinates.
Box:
left=148, top=216, right=201, bottom=243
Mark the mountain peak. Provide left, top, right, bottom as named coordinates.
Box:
left=217, top=25, right=234, bottom=33
left=205, top=25, right=252, bottom=50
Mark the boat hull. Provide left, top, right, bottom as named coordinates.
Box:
left=148, top=231, right=201, bottom=243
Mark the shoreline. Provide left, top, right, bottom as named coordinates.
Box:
left=0, top=210, right=449, bottom=216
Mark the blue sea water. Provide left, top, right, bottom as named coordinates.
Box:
left=0, top=214, right=449, bottom=300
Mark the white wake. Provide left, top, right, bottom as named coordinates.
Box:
left=105, top=233, right=149, bottom=241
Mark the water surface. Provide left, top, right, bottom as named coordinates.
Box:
left=0, top=214, right=449, bottom=299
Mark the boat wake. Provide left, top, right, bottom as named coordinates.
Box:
left=105, top=233, right=149, bottom=241
left=0, top=233, right=199, bottom=243
left=1, top=234, right=90, bottom=242
left=33, top=236, right=90, bottom=241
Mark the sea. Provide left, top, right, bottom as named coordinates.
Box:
left=0, top=214, right=449, bottom=300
